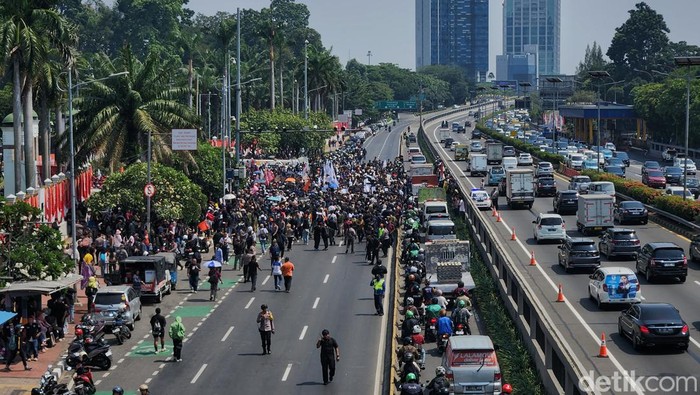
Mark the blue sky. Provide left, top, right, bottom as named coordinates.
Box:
left=153, top=1, right=700, bottom=74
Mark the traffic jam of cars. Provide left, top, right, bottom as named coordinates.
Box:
left=450, top=111, right=695, bottom=352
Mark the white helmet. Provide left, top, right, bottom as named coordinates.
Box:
left=413, top=325, right=421, bottom=334
left=406, top=297, right=414, bottom=305
left=436, top=366, right=446, bottom=376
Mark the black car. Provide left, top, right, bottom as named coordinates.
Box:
left=618, top=303, right=689, bottom=351
left=535, top=176, right=557, bottom=197
left=663, top=166, right=683, bottom=185
left=558, top=238, right=601, bottom=273
left=503, top=146, right=516, bottom=157
left=444, top=138, right=454, bottom=148
left=598, top=228, right=641, bottom=259
left=471, top=129, right=482, bottom=139
left=613, top=151, right=630, bottom=167
left=604, top=165, right=625, bottom=178
left=636, top=242, right=687, bottom=283
left=553, top=190, right=579, bottom=215
left=613, top=201, right=648, bottom=225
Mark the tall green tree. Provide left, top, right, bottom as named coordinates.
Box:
left=575, top=42, right=608, bottom=81
left=0, top=0, right=74, bottom=190
left=607, top=2, right=670, bottom=80
left=70, top=45, right=198, bottom=171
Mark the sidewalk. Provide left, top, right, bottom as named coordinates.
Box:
left=0, top=276, right=107, bottom=395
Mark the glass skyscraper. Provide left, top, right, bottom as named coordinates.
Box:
left=503, top=0, right=560, bottom=75
left=416, top=0, right=489, bottom=81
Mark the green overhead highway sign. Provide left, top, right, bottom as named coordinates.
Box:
left=375, top=100, right=417, bottom=110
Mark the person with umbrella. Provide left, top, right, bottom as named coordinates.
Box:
left=207, top=261, right=223, bottom=301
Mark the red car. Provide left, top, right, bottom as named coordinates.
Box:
left=642, top=170, right=666, bottom=188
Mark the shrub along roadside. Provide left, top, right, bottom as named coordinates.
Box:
left=447, top=192, right=545, bottom=394
left=580, top=170, right=700, bottom=222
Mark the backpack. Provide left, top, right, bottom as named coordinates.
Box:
left=152, top=319, right=162, bottom=335
left=208, top=271, right=219, bottom=284
left=7, top=332, right=17, bottom=351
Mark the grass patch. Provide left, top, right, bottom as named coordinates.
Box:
left=447, top=190, right=545, bottom=394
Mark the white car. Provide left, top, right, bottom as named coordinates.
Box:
left=451, top=141, right=459, bottom=151
left=536, top=162, right=554, bottom=177
left=673, top=158, right=697, bottom=175
left=411, top=155, right=427, bottom=165
left=566, top=154, right=586, bottom=170
left=517, top=153, right=533, bottom=166
left=502, top=157, right=518, bottom=170
left=588, top=267, right=641, bottom=309
left=604, top=142, right=617, bottom=151
left=665, top=186, right=695, bottom=200
left=470, top=189, right=492, bottom=210
left=470, top=141, right=483, bottom=152
left=532, top=213, right=566, bottom=244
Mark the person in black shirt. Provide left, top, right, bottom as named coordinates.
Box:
left=316, top=329, right=340, bottom=385
left=150, top=308, right=167, bottom=353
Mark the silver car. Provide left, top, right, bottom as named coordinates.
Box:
left=442, top=335, right=502, bottom=394
left=94, top=285, right=142, bottom=330
left=569, top=175, right=591, bottom=194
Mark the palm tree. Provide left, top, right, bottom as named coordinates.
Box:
left=306, top=46, right=343, bottom=113
left=69, top=45, right=198, bottom=172
left=0, top=0, right=74, bottom=190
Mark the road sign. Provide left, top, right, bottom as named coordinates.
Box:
left=172, top=129, right=198, bottom=150
left=374, top=100, right=417, bottom=110
left=143, top=183, right=156, bottom=198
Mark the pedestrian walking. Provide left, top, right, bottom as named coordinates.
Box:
left=3, top=324, right=30, bottom=371
left=208, top=266, right=222, bottom=300
left=256, top=304, right=275, bottom=355
left=132, top=270, right=143, bottom=296
left=271, top=257, right=283, bottom=291
left=316, top=329, right=340, bottom=385
left=281, top=257, right=295, bottom=292
left=85, top=276, right=99, bottom=313
left=168, top=316, right=185, bottom=362
left=344, top=226, right=356, bottom=254
left=150, top=308, right=167, bottom=353
left=138, top=384, right=150, bottom=395
left=370, top=274, right=386, bottom=315
left=188, top=258, right=200, bottom=292
left=241, top=248, right=255, bottom=282
left=248, top=254, right=261, bottom=292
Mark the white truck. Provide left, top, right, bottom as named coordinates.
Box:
left=576, top=194, right=615, bottom=236
left=486, top=142, right=503, bottom=165
left=423, top=240, right=475, bottom=297
left=439, top=128, right=451, bottom=143
left=467, top=153, right=488, bottom=177
left=505, top=168, right=535, bottom=209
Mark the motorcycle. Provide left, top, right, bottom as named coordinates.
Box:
left=111, top=311, right=132, bottom=345
left=31, top=367, right=71, bottom=395
left=73, top=366, right=96, bottom=395
left=76, top=315, right=106, bottom=341
left=66, top=337, right=112, bottom=371
left=455, top=323, right=466, bottom=336
left=425, top=317, right=438, bottom=342
left=438, top=333, right=450, bottom=354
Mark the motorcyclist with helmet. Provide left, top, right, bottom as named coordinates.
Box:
left=410, top=325, right=426, bottom=369
left=400, top=352, right=421, bottom=383
left=401, top=310, right=420, bottom=339
left=113, top=386, right=124, bottom=395
left=396, top=337, right=419, bottom=367
left=451, top=299, right=472, bottom=335
left=399, top=372, right=423, bottom=395
left=426, top=366, right=450, bottom=395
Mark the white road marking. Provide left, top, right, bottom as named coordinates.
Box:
left=130, top=345, right=138, bottom=350
left=143, top=334, right=149, bottom=339
left=117, top=358, right=124, bottom=364
left=94, top=380, right=102, bottom=386
left=102, top=372, right=110, bottom=378
left=245, top=297, right=255, bottom=309
left=281, top=363, right=293, bottom=381
left=192, top=327, right=199, bottom=332
left=159, top=363, right=166, bottom=369
left=430, top=122, right=646, bottom=394
left=191, top=364, right=208, bottom=384
left=694, top=280, right=700, bottom=286
left=110, top=366, right=117, bottom=371
left=262, top=275, right=270, bottom=285
left=332, top=256, right=337, bottom=263
left=312, top=297, right=320, bottom=309
left=323, top=274, right=329, bottom=284
left=299, top=325, right=308, bottom=340
left=125, top=352, right=131, bottom=357
left=152, top=370, right=159, bottom=376
left=179, top=301, right=185, bottom=305
left=165, top=314, right=171, bottom=319
left=145, top=378, right=152, bottom=384
left=197, top=322, right=203, bottom=327
left=221, top=326, right=234, bottom=342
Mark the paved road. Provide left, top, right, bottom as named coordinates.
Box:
left=91, top=123, right=406, bottom=395
left=425, top=112, right=700, bottom=394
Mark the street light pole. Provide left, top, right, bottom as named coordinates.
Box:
left=235, top=8, right=242, bottom=192
left=66, top=70, right=128, bottom=266
left=304, top=39, right=309, bottom=120
left=674, top=56, right=700, bottom=200
left=367, top=50, right=372, bottom=66
left=588, top=71, right=610, bottom=172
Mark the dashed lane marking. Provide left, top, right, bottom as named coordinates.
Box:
left=281, top=363, right=292, bottom=381
left=332, top=256, right=337, bottom=263
left=299, top=325, right=308, bottom=340
left=262, top=275, right=270, bottom=285
left=312, top=297, right=320, bottom=309
left=221, top=326, right=234, bottom=342
left=323, top=274, right=329, bottom=284
left=245, top=297, right=255, bottom=309
left=191, top=364, right=208, bottom=384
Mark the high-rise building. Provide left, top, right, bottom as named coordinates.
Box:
left=415, top=0, right=489, bottom=81
left=503, top=0, right=560, bottom=76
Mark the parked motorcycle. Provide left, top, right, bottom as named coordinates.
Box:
left=31, top=367, right=71, bottom=395
left=73, top=366, right=96, bottom=395
left=111, top=311, right=132, bottom=345
left=66, top=337, right=112, bottom=371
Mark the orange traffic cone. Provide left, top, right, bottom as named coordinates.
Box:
left=598, top=332, right=609, bottom=358
left=556, top=284, right=565, bottom=302
left=529, top=251, right=536, bottom=266
left=496, top=212, right=502, bottom=222
left=511, top=227, right=517, bottom=241
left=492, top=207, right=497, bottom=217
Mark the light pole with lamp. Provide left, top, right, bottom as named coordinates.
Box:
left=673, top=56, right=700, bottom=200
left=304, top=39, right=309, bottom=120
left=67, top=69, right=128, bottom=264
left=546, top=77, right=563, bottom=148
left=588, top=71, right=610, bottom=171
left=367, top=50, right=372, bottom=66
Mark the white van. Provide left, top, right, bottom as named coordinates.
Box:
left=588, top=181, right=615, bottom=198
left=423, top=219, right=456, bottom=242
left=502, top=156, right=518, bottom=170
left=443, top=336, right=502, bottom=394
left=407, top=146, right=421, bottom=156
